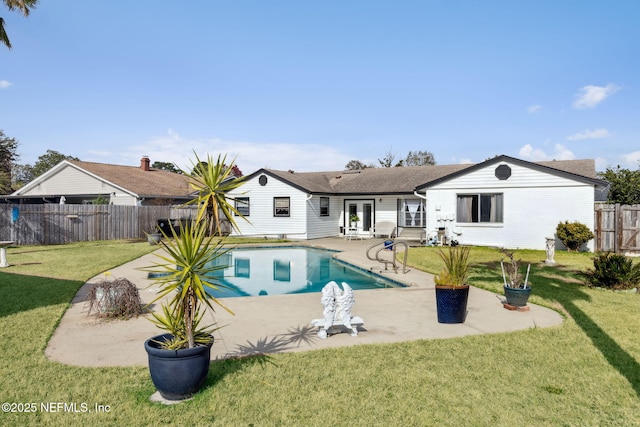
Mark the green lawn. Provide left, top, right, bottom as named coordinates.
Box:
left=0, top=241, right=639, bottom=426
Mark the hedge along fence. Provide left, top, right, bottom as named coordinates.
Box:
left=0, top=204, right=198, bottom=245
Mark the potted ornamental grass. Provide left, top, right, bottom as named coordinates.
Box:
left=434, top=245, right=472, bottom=323
left=500, top=249, right=532, bottom=307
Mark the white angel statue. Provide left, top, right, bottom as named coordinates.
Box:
left=316, top=281, right=357, bottom=338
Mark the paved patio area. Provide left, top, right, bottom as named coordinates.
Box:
left=45, top=238, right=564, bottom=367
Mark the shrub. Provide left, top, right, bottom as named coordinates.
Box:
left=86, top=277, right=143, bottom=319
left=579, top=252, right=640, bottom=290
left=556, top=221, right=594, bottom=251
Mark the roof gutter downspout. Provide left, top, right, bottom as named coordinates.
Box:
left=303, top=194, right=313, bottom=239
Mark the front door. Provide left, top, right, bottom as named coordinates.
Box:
left=345, top=200, right=374, bottom=235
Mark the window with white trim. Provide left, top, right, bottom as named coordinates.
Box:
left=274, top=197, right=290, bottom=217
left=457, top=193, right=503, bottom=223
left=319, top=197, right=330, bottom=216
left=235, top=197, right=250, bottom=216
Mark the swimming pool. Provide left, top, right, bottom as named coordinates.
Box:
left=206, top=246, right=402, bottom=298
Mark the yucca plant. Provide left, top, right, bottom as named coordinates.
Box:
left=145, top=219, right=233, bottom=349
left=148, top=304, right=221, bottom=350
left=183, top=151, right=248, bottom=236
left=143, top=153, right=250, bottom=399
left=434, top=245, right=471, bottom=287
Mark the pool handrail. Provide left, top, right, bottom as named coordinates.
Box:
left=366, top=240, right=409, bottom=274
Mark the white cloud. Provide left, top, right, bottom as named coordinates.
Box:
left=594, top=157, right=608, bottom=171
left=120, top=129, right=353, bottom=173
left=527, top=105, right=542, bottom=114
left=519, top=143, right=575, bottom=161
left=620, top=151, right=640, bottom=168
left=593, top=152, right=640, bottom=171
left=0, top=80, right=12, bottom=89
left=519, top=144, right=548, bottom=161
left=572, top=83, right=620, bottom=109
left=553, top=144, right=576, bottom=160
left=566, top=128, right=611, bottom=141
left=458, top=158, right=474, bottom=164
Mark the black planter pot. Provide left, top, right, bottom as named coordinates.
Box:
left=144, top=333, right=213, bottom=401
left=503, top=286, right=531, bottom=307
left=435, top=285, right=470, bottom=323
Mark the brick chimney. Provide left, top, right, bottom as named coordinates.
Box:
left=140, top=156, right=150, bottom=171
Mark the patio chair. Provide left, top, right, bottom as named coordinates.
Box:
left=370, top=221, right=396, bottom=239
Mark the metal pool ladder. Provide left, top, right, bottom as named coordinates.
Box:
left=366, top=240, right=409, bottom=274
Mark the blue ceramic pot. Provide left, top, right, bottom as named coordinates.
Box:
left=435, top=285, right=469, bottom=323
left=503, top=286, right=531, bottom=307
left=144, top=333, right=213, bottom=401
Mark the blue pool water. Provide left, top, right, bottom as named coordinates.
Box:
left=205, top=246, right=402, bottom=298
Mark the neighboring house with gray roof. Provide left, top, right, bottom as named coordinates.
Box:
left=8, top=157, right=193, bottom=206
left=226, top=155, right=607, bottom=250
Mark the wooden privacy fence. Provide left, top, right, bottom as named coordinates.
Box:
left=3, top=202, right=638, bottom=251
left=594, top=204, right=640, bottom=255
left=0, top=204, right=198, bottom=245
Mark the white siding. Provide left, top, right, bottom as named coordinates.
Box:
left=374, top=198, right=398, bottom=223
left=110, top=194, right=138, bottom=206
left=425, top=161, right=596, bottom=250
left=19, top=166, right=122, bottom=197
left=226, top=180, right=405, bottom=239
left=17, top=165, right=139, bottom=205
left=226, top=174, right=309, bottom=239
left=306, top=196, right=342, bottom=239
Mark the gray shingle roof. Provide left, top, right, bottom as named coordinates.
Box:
left=536, top=159, right=598, bottom=179
left=259, top=156, right=602, bottom=195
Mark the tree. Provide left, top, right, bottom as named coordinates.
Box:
left=1, top=0, right=38, bottom=49
left=152, top=161, right=183, bottom=174
left=404, top=150, right=436, bottom=166
left=31, top=149, right=79, bottom=177
left=0, top=129, right=19, bottom=193
left=183, top=152, right=247, bottom=236
left=378, top=147, right=402, bottom=168
left=599, top=166, right=640, bottom=204
left=10, top=163, right=33, bottom=188
left=344, top=160, right=369, bottom=170
left=349, top=148, right=437, bottom=170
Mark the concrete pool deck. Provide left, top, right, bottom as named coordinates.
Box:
left=45, top=238, right=564, bottom=367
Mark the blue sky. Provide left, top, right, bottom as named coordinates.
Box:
left=1, top=1, right=639, bottom=173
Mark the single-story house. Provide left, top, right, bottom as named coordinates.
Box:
left=225, top=155, right=608, bottom=250
left=7, top=157, right=193, bottom=206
